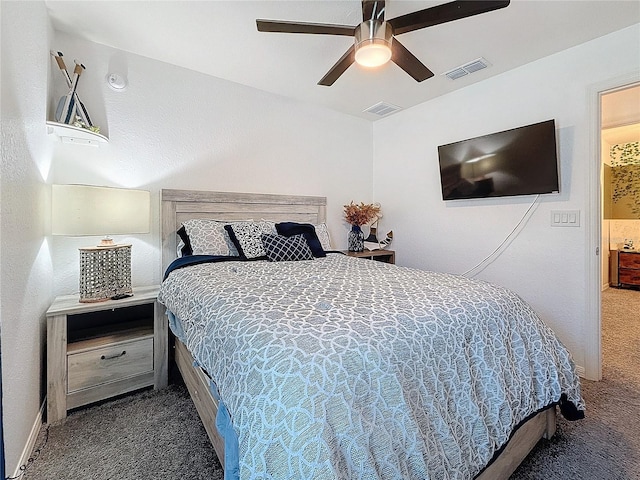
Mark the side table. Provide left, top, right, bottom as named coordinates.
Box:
left=343, top=249, right=395, bottom=264
left=46, top=285, right=167, bottom=423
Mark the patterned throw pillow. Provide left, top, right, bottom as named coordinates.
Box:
left=261, top=234, right=314, bottom=262
left=314, top=223, right=332, bottom=251
left=183, top=219, right=240, bottom=256
left=275, top=222, right=326, bottom=258
left=224, top=221, right=277, bottom=260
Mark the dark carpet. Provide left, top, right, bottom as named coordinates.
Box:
left=21, top=379, right=223, bottom=480
left=510, top=287, right=640, bottom=480
left=20, top=289, right=640, bottom=480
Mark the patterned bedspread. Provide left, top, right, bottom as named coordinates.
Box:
left=159, top=253, right=584, bottom=480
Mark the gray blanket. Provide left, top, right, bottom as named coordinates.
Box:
left=159, top=253, right=584, bottom=479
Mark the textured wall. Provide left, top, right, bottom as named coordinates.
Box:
left=48, top=32, right=373, bottom=296
left=1, top=0, right=54, bottom=472
left=372, top=25, right=640, bottom=377
left=1, top=8, right=373, bottom=472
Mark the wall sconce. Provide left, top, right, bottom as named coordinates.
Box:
left=52, top=184, right=150, bottom=302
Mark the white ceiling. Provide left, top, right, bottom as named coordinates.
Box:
left=44, top=0, right=640, bottom=121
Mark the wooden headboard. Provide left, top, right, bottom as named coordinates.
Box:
left=161, top=189, right=327, bottom=271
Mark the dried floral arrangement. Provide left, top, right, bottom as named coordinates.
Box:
left=343, top=201, right=381, bottom=226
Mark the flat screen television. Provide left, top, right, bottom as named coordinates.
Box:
left=437, top=119, right=559, bottom=200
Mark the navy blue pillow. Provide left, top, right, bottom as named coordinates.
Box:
left=177, top=226, right=193, bottom=256
left=275, top=222, right=326, bottom=258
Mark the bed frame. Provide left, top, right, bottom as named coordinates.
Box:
left=160, top=188, right=555, bottom=479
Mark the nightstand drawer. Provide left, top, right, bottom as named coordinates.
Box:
left=68, top=337, right=153, bottom=393
left=620, top=269, right=640, bottom=286
left=619, top=252, right=640, bottom=269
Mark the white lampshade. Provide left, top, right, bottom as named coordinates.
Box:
left=52, top=184, right=150, bottom=237
left=52, top=184, right=150, bottom=302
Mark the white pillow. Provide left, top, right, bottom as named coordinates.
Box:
left=314, top=223, right=332, bottom=251
left=183, top=219, right=241, bottom=256
left=225, top=220, right=277, bottom=259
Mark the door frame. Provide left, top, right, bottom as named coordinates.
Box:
left=1, top=344, right=4, bottom=479
left=586, top=72, right=640, bottom=381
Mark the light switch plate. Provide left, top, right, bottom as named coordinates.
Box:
left=551, top=210, right=580, bottom=227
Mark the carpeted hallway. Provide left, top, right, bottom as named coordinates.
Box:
left=19, top=288, right=640, bottom=480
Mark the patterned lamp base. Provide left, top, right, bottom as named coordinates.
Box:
left=79, top=244, right=133, bottom=302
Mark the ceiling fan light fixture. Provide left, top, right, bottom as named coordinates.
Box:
left=355, top=41, right=392, bottom=68
left=354, top=20, right=393, bottom=68
left=257, top=0, right=510, bottom=85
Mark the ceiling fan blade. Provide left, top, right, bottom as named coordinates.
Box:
left=388, top=0, right=510, bottom=36
left=362, top=0, right=386, bottom=22
left=256, top=19, right=355, bottom=36
left=391, top=38, right=434, bottom=82
left=318, top=46, right=356, bottom=86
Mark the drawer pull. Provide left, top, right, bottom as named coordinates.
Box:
left=101, top=350, right=126, bottom=360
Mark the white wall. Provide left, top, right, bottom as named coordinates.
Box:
left=602, top=84, right=640, bottom=128
left=1, top=9, right=372, bottom=474
left=372, top=24, right=640, bottom=377
left=1, top=0, right=54, bottom=472
left=48, top=32, right=373, bottom=295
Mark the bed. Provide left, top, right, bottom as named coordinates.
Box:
left=158, top=188, right=584, bottom=480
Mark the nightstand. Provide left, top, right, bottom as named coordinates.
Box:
left=617, top=250, right=640, bottom=288
left=343, top=249, right=395, bottom=264
left=46, top=285, right=168, bottom=423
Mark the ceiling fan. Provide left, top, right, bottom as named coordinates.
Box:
left=257, top=0, right=510, bottom=86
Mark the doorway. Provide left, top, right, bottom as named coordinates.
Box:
left=601, top=84, right=640, bottom=287
left=598, top=83, right=640, bottom=381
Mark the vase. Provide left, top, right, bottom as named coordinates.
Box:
left=348, top=225, right=365, bottom=252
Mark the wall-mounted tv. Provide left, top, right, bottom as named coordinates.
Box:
left=437, top=119, right=559, bottom=200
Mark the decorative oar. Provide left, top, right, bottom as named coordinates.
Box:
left=60, top=61, right=86, bottom=124
left=51, top=51, right=92, bottom=126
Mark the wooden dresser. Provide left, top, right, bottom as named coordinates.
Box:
left=611, top=249, right=640, bottom=288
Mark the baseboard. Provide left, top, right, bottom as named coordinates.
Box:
left=11, top=398, right=45, bottom=478
left=576, top=365, right=586, bottom=378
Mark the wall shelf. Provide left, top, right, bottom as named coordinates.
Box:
left=46, top=121, right=108, bottom=147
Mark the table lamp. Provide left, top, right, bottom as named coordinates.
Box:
left=52, top=184, right=150, bottom=303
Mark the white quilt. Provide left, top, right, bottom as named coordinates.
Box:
left=159, top=253, right=584, bottom=480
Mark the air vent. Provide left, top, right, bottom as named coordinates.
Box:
left=443, top=57, right=491, bottom=80
left=445, top=68, right=468, bottom=80
left=364, top=102, right=402, bottom=117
